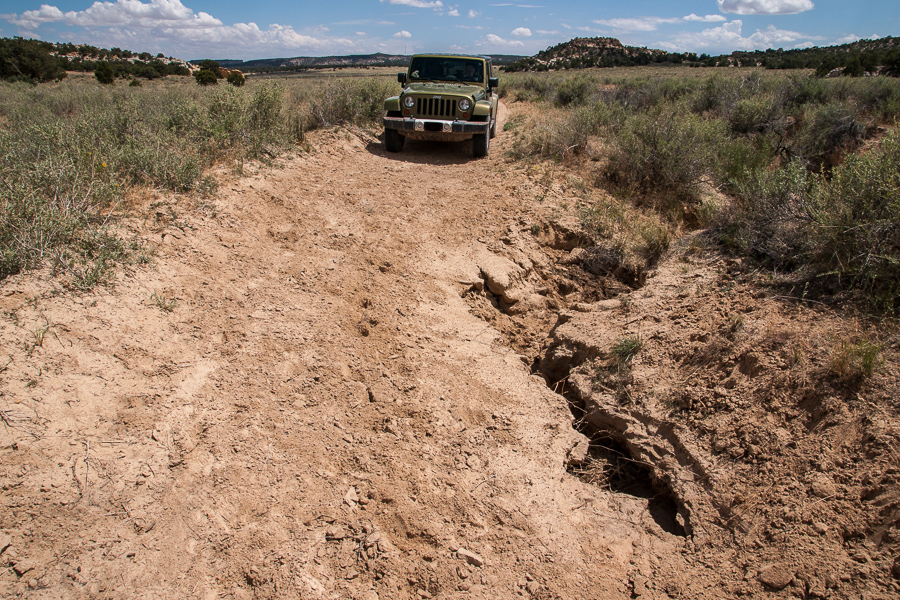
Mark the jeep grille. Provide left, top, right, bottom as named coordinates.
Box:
left=415, top=97, right=457, bottom=119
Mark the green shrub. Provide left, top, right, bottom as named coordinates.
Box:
left=604, top=102, right=730, bottom=198
left=556, top=75, right=594, bottom=106
left=95, top=62, right=114, bottom=85
left=812, top=133, right=900, bottom=307
left=729, top=94, right=780, bottom=134
left=227, top=71, right=246, bottom=87
left=794, top=103, right=868, bottom=166
left=723, top=132, right=900, bottom=311
left=194, top=69, right=217, bottom=86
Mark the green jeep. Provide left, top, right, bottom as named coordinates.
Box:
left=383, top=54, right=499, bottom=158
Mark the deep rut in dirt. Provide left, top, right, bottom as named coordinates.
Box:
left=2, top=104, right=899, bottom=600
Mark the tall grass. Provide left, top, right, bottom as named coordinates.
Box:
left=501, top=68, right=900, bottom=309
left=0, top=74, right=397, bottom=286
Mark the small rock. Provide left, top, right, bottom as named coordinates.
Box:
left=457, top=548, right=484, bottom=567
left=632, top=575, right=649, bottom=596
left=0, top=533, right=11, bottom=555
left=852, top=551, right=870, bottom=563
left=758, top=564, right=794, bottom=590
left=812, top=522, right=828, bottom=535
left=892, top=556, right=900, bottom=579
left=345, top=569, right=359, bottom=580
left=559, top=247, right=586, bottom=265
left=809, top=473, right=837, bottom=498
left=325, top=526, right=345, bottom=540
left=807, top=577, right=826, bottom=598
left=457, top=565, right=470, bottom=579
left=344, top=486, right=359, bottom=506
left=12, top=561, right=36, bottom=577
left=594, top=299, right=622, bottom=311
left=416, top=589, right=431, bottom=598
left=525, top=581, right=541, bottom=595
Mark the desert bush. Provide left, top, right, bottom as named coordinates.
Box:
left=729, top=94, right=782, bottom=134
left=793, top=102, right=868, bottom=166
left=94, top=62, right=114, bottom=85
left=555, top=74, right=594, bottom=106
left=507, top=102, right=612, bottom=162
left=295, top=77, right=397, bottom=130
left=773, top=74, right=828, bottom=109
left=604, top=102, right=730, bottom=198
left=724, top=159, right=815, bottom=267
left=724, top=131, right=900, bottom=310
left=227, top=71, right=246, bottom=87
left=194, top=69, right=218, bottom=86
left=811, top=133, right=900, bottom=307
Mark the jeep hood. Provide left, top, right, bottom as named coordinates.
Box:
left=403, top=82, right=485, bottom=97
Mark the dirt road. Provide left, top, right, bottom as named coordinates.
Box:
left=2, top=102, right=898, bottom=600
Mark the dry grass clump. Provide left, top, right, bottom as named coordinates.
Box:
left=830, top=338, right=884, bottom=381
left=1, top=74, right=398, bottom=286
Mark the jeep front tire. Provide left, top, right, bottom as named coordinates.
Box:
left=384, top=128, right=405, bottom=153
left=473, top=128, right=490, bottom=158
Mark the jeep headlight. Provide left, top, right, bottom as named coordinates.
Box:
left=458, top=98, right=471, bottom=111
left=403, top=96, right=415, bottom=109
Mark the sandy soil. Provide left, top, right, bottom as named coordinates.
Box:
left=1, top=101, right=898, bottom=600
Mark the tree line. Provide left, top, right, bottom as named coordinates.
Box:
left=0, top=37, right=190, bottom=84
left=503, top=36, right=900, bottom=77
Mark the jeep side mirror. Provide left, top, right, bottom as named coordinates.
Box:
left=488, top=77, right=499, bottom=89
left=398, top=73, right=407, bottom=84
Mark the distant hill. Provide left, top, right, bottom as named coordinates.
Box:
left=504, top=37, right=683, bottom=71
left=504, top=35, right=900, bottom=76
left=194, top=53, right=527, bottom=74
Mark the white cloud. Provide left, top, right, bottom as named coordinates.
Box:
left=480, top=33, right=524, bottom=48
left=380, top=0, right=443, bottom=8
left=835, top=33, right=879, bottom=44
left=510, top=27, right=532, bottom=37
left=666, top=19, right=814, bottom=51
left=793, top=41, right=814, bottom=49
left=683, top=14, right=727, bottom=23
left=393, top=29, right=412, bottom=38
left=535, top=29, right=559, bottom=35
left=355, top=31, right=366, bottom=36
left=8, top=0, right=222, bottom=29
left=448, top=8, right=459, bottom=16
left=835, top=33, right=860, bottom=44
left=2, top=0, right=368, bottom=56
left=717, top=0, right=814, bottom=15
left=594, top=17, right=680, bottom=32
left=468, top=10, right=480, bottom=18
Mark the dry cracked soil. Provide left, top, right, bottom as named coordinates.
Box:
left=1, top=101, right=899, bottom=600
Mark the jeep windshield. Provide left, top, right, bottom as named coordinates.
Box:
left=408, top=57, right=483, bottom=84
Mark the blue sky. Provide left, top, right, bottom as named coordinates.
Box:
left=1, top=0, right=896, bottom=60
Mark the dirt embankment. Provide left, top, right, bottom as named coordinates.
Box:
left=1, top=102, right=898, bottom=600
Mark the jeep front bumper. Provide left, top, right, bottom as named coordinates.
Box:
left=383, top=116, right=489, bottom=138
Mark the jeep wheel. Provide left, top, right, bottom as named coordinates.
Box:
left=489, top=116, right=497, bottom=139
left=473, top=131, right=489, bottom=158
left=384, top=128, right=405, bottom=153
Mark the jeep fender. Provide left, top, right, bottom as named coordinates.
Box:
left=473, top=101, right=492, bottom=118
left=385, top=96, right=401, bottom=112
